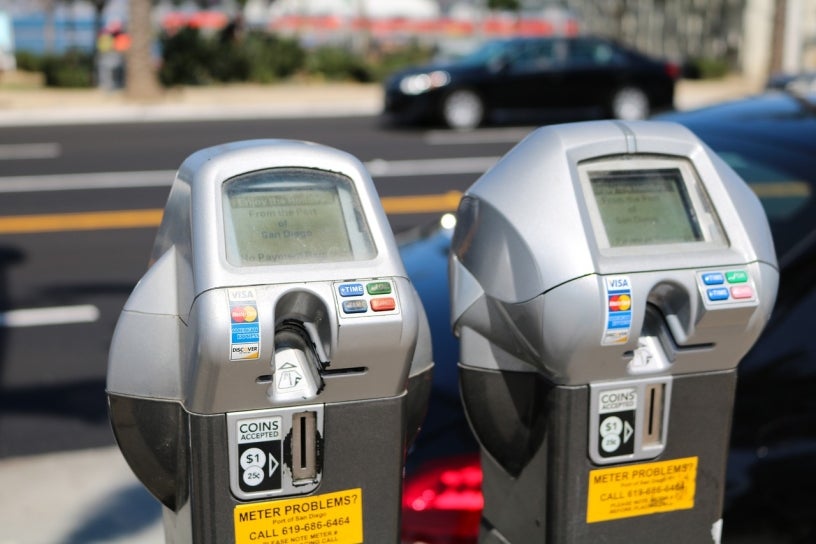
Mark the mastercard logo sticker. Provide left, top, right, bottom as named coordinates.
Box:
left=608, top=294, right=632, bottom=312
left=231, top=305, right=259, bottom=323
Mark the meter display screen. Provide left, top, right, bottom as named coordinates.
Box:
left=589, top=168, right=703, bottom=247
left=223, top=168, right=377, bottom=266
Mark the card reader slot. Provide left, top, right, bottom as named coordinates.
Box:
left=625, top=305, right=714, bottom=375
left=269, top=322, right=325, bottom=402
left=321, top=366, right=368, bottom=376
left=646, top=303, right=714, bottom=356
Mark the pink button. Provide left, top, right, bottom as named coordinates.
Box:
left=730, top=285, right=755, bottom=300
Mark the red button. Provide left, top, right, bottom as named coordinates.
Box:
left=370, top=297, right=396, bottom=312
left=730, top=285, right=755, bottom=300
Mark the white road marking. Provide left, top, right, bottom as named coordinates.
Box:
left=0, top=170, right=175, bottom=193
left=364, top=156, right=499, bottom=177
left=0, top=304, right=100, bottom=328
left=0, top=143, right=62, bottom=160
left=0, top=157, right=501, bottom=193
left=424, top=127, right=533, bottom=145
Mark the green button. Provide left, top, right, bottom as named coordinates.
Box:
left=725, top=270, right=748, bottom=284
left=367, top=281, right=392, bottom=295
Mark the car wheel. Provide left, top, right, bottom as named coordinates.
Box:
left=441, top=89, right=484, bottom=130
left=611, top=87, right=650, bottom=120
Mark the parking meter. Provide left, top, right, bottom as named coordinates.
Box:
left=107, top=140, right=433, bottom=543
left=449, top=121, right=778, bottom=543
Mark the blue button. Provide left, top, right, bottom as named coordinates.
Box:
left=701, top=272, right=725, bottom=285
left=342, top=300, right=368, bottom=314
left=707, top=287, right=730, bottom=301
left=338, top=283, right=365, bottom=297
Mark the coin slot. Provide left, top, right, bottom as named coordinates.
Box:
left=291, top=411, right=318, bottom=481
left=643, top=383, right=665, bottom=447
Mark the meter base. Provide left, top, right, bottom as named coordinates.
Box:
left=111, top=393, right=407, bottom=543
left=460, top=365, right=736, bottom=544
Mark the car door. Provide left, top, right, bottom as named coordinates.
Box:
left=559, top=38, right=625, bottom=113
left=487, top=38, right=565, bottom=113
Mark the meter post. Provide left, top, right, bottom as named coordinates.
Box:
left=106, top=140, right=433, bottom=543
left=449, top=121, right=778, bottom=543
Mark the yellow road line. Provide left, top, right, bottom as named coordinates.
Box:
left=0, top=192, right=463, bottom=235
left=748, top=181, right=810, bottom=198
left=381, top=191, right=462, bottom=214
left=0, top=209, right=165, bottom=234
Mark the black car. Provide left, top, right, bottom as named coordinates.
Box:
left=398, top=91, right=816, bottom=543
left=383, top=36, right=679, bottom=130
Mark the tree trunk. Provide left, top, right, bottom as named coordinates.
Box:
left=768, top=0, right=787, bottom=75
left=126, top=0, right=161, bottom=100
left=43, top=0, right=56, bottom=54
left=91, top=0, right=106, bottom=87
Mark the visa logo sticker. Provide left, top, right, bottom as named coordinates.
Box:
left=228, top=288, right=257, bottom=302
left=602, top=275, right=632, bottom=346
left=606, top=277, right=631, bottom=291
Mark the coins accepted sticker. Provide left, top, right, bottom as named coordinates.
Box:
left=234, top=488, right=363, bottom=544
left=586, top=457, right=698, bottom=523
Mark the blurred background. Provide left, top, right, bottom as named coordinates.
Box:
left=0, top=0, right=813, bottom=96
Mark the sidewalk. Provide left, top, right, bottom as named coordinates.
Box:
left=0, top=75, right=763, bottom=127
left=675, top=75, right=763, bottom=110
left=0, top=80, right=383, bottom=126
left=0, top=446, right=163, bottom=544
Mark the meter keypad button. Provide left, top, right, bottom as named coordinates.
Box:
left=730, top=285, right=755, bottom=299
left=707, top=287, right=730, bottom=301
left=342, top=300, right=368, bottom=314
left=699, top=269, right=757, bottom=306
left=370, top=297, right=396, bottom=312
left=701, top=272, right=725, bottom=285
left=366, top=281, right=392, bottom=295
left=338, top=283, right=365, bottom=297
left=335, top=279, right=399, bottom=318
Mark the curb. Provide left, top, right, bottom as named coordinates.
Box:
left=0, top=78, right=761, bottom=128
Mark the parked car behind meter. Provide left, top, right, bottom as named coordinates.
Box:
left=398, top=90, right=816, bottom=543
left=383, top=36, right=679, bottom=130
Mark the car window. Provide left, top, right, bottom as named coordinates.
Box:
left=567, top=40, right=624, bottom=67
left=458, top=39, right=514, bottom=67
left=508, top=40, right=558, bottom=73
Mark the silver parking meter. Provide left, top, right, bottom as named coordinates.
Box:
left=449, top=121, right=778, bottom=543
left=107, top=140, right=433, bottom=543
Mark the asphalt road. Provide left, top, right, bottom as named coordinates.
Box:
left=0, top=115, right=531, bottom=459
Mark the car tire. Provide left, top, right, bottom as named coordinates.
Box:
left=441, top=89, right=484, bottom=130
left=610, top=87, right=650, bottom=120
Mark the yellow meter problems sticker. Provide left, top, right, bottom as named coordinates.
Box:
left=586, top=457, right=698, bottom=523
left=234, top=488, right=363, bottom=544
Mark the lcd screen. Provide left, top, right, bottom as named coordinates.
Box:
left=589, top=168, right=702, bottom=247
left=223, top=168, right=376, bottom=266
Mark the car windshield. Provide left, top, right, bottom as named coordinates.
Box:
left=659, top=94, right=816, bottom=267
left=708, top=136, right=815, bottom=267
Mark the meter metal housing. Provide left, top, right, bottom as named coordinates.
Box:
left=107, top=140, right=433, bottom=543
left=450, top=121, right=777, bottom=543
